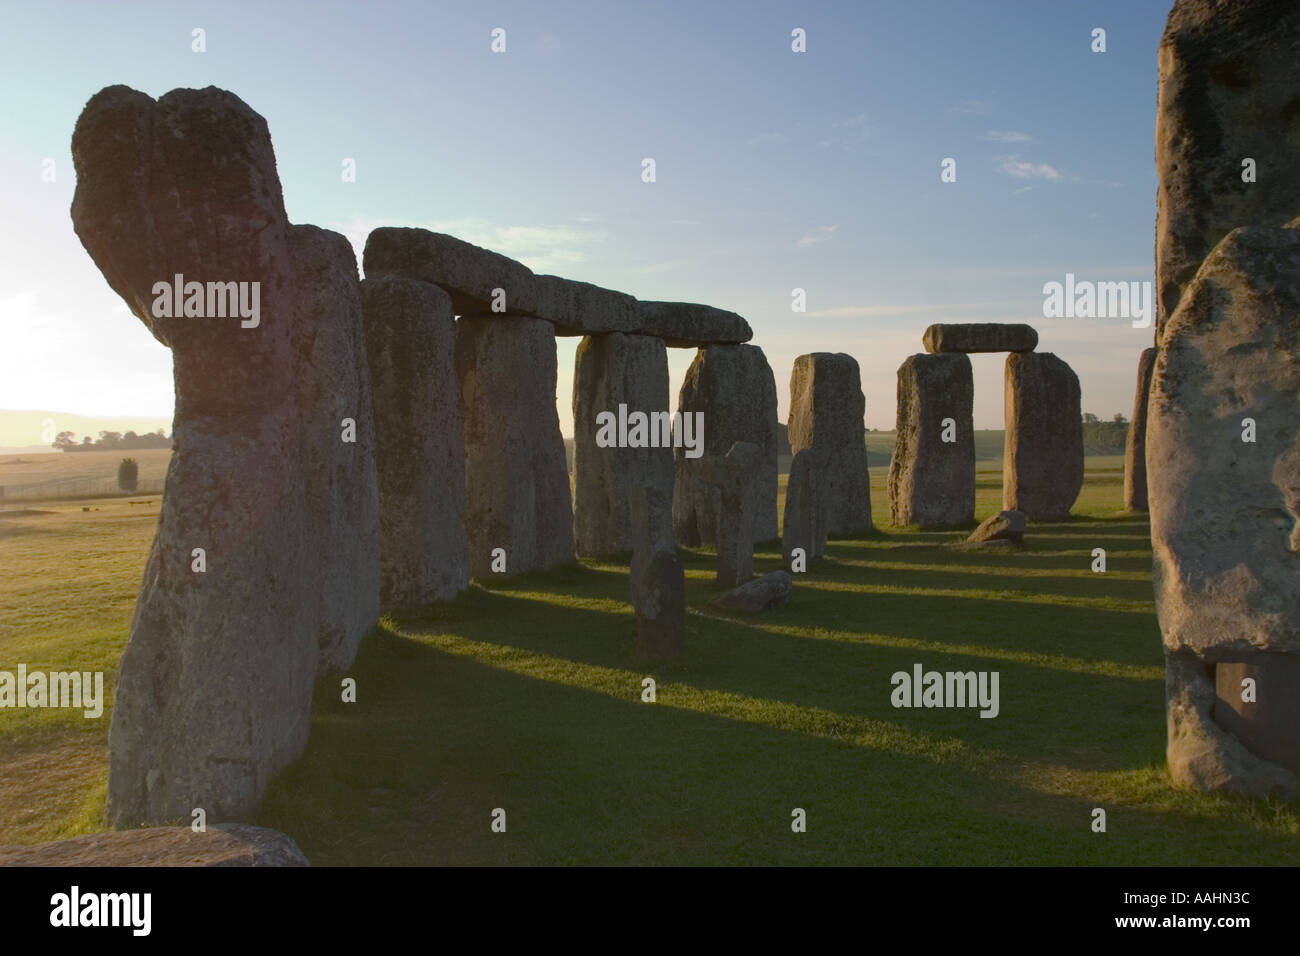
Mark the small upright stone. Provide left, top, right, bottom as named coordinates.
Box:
left=456, top=313, right=575, bottom=577
left=1124, top=347, right=1158, bottom=512
left=887, top=354, right=974, bottom=528
left=673, top=344, right=778, bottom=546
left=783, top=448, right=827, bottom=567
left=788, top=353, right=870, bottom=536
left=360, top=274, right=469, bottom=606
left=704, top=441, right=761, bottom=588
left=633, top=549, right=686, bottom=661
left=1003, top=352, right=1083, bottom=520
left=922, top=323, right=1038, bottom=354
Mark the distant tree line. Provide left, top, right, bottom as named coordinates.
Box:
left=1082, top=412, right=1128, bottom=452
left=53, top=429, right=171, bottom=452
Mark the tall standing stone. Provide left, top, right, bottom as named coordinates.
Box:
left=788, top=353, right=870, bottom=536
left=887, top=354, right=974, bottom=528
left=1154, top=0, right=1300, bottom=341
left=1003, top=352, right=1083, bottom=521
left=1124, top=347, right=1159, bottom=512
left=673, top=344, right=778, bottom=547
left=293, top=225, right=380, bottom=672
left=361, top=274, right=469, bottom=606
left=783, top=448, right=827, bottom=566
left=456, top=313, right=575, bottom=578
left=573, top=333, right=672, bottom=557
left=71, top=85, right=377, bottom=824
left=1148, top=223, right=1300, bottom=798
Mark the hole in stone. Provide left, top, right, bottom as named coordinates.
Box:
left=1212, top=655, right=1300, bottom=776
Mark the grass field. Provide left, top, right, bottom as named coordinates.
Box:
left=3, top=458, right=1298, bottom=864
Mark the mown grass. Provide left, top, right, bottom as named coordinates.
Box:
left=3, top=462, right=1299, bottom=863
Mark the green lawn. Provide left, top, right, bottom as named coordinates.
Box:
left=3, top=460, right=1299, bottom=864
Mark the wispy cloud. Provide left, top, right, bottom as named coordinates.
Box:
left=746, top=131, right=789, bottom=147
left=340, top=215, right=608, bottom=274
left=983, top=130, right=1033, bottom=143
left=948, top=100, right=989, bottom=116
left=796, top=225, right=838, bottom=248
left=999, top=157, right=1066, bottom=181
left=805, top=302, right=1012, bottom=318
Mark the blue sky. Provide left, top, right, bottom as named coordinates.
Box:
left=0, top=0, right=1170, bottom=440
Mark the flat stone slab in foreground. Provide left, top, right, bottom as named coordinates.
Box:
left=922, top=323, right=1038, bottom=354
left=0, top=825, right=310, bottom=867
left=710, top=570, right=793, bottom=612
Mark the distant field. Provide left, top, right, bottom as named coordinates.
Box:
left=0, top=449, right=171, bottom=500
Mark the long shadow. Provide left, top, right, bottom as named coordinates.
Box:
left=258, top=626, right=1300, bottom=866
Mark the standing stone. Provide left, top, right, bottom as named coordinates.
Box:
left=70, top=85, right=374, bottom=824
left=1148, top=223, right=1300, bottom=798
left=360, top=274, right=469, bottom=606
left=293, top=225, right=380, bottom=672
left=1155, top=0, right=1300, bottom=341
left=1003, top=352, right=1083, bottom=521
left=633, top=549, right=686, bottom=661
left=783, top=448, right=827, bottom=566
left=573, top=332, right=672, bottom=557
left=887, top=354, right=974, bottom=527
left=788, top=353, right=870, bottom=536
left=456, top=313, right=575, bottom=578
left=705, top=441, right=761, bottom=588
left=673, top=344, right=778, bottom=547
left=1124, top=347, right=1159, bottom=512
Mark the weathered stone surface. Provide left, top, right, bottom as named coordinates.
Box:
left=635, top=301, right=753, bottom=348
left=788, top=353, right=870, bottom=536
left=701, top=441, right=761, bottom=588
left=364, top=227, right=540, bottom=317
left=535, top=276, right=639, bottom=336
left=361, top=275, right=469, bottom=605
left=783, top=448, right=827, bottom=566
left=363, top=227, right=750, bottom=344
left=71, top=85, right=371, bottom=825
left=673, top=344, right=778, bottom=546
left=887, top=354, right=974, bottom=528
left=1003, top=352, right=1083, bottom=520
left=1124, top=347, right=1159, bottom=512
left=633, top=549, right=686, bottom=661
left=966, top=509, right=1026, bottom=545
left=573, top=333, right=672, bottom=557
left=456, top=313, right=575, bottom=577
left=710, top=570, right=793, bottom=612
left=1149, top=223, right=1300, bottom=798
left=0, top=824, right=311, bottom=867
left=293, top=225, right=381, bottom=672
left=922, top=323, right=1038, bottom=354
left=1154, top=0, right=1300, bottom=341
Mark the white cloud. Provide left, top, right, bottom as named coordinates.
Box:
left=984, top=130, right=1033, bottom=143
left=999, top=157, right=1065, bottom=181
left=796, top=225, right=838, bottom=248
